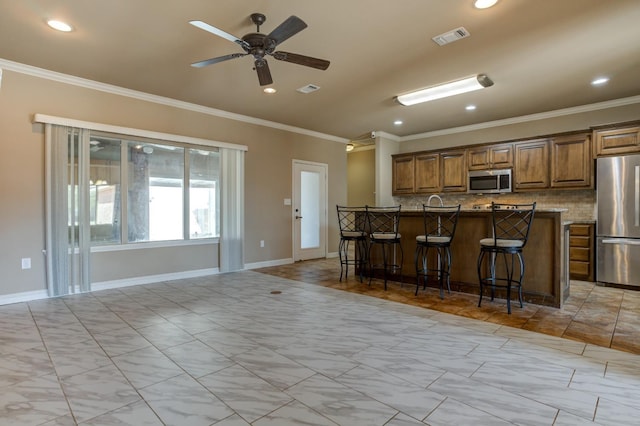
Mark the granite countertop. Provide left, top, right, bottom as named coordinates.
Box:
left=563, top=219, right=596, bottom=226
left=400, top=207, right=568, bottom=213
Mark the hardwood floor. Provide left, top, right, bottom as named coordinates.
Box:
left=256, top=258, right=640, bottom=355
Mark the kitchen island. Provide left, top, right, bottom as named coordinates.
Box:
left=369, top=208, right=569, bottom=308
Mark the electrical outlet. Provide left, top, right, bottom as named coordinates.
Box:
left=260, top=240, right=265, bottom=248
left=21, top=258, right=31, bottom=269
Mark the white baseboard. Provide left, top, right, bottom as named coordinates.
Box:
left=326, top=251, right=339, bottom=259
left=0, top=256, right=335, bottom=305
left=245, top=258, right=294, bottom=269
left=0, top=268, right=221, bottom=305
left=0, top=289, right=49, bottom=306
left=91, top=268, right=220, bottom=292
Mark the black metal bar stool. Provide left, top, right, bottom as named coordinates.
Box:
left=477, top=202, right=536, bottom=314
left=415, top=204, right=461, bottom=298
left=336, top=205, right=368, bottom=282
left=366, top=205, right=403, bottom=290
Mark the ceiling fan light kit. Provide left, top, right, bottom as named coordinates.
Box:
left=396, top=74, right=494, bottom=106
left=190, top=13, right=330, bottom=86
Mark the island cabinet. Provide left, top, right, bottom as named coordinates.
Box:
left=593, top=124, right=640, bottom=156
left=468, top=143, right=513, bottom=170
left=550, top=133, right=593, bottom=189
left=569, top=223, right=595, bottom=281
left=514, top=139, right=550, bottom=190
left=368, top=209, right=567, bottom=308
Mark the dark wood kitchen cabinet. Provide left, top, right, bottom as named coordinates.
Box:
left=550, top=133, right=593, bottom=189
left=392, top=150, right=465, bottom=194
left=593, top=124, right=640, bottom=157
left=440, top=149, right=467, bottom=192
left=392, top=154, right=415, bottom=194
left=415, top=152, right=440, bottom=193
left=569, top=223, right=594, bottom=281
left=468, top=143, right=513, bottom=170
left=514, top=139, right=550, bottom=190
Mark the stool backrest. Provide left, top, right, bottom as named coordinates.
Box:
left=490, top=202, right=536, bottom=246
left=336, top=205, right=367, bottom=236
left=422, top=204, right=461, bottom=238
left=366, top=205, right=402, bottom=238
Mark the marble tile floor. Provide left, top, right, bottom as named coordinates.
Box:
left=257, top=258, right=640, bottom=355
left=0, top=270, right=639, bottom=425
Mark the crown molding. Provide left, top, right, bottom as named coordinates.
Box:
left=374, top=131, right=401, bottom=142
left=0, top=58, right=349, bottom=144
left=399, top=95, right=640, bottom=141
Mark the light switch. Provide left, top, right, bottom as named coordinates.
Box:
left=21, top=258, right=31, bottom=269
left=284, top=198, right=292, bottom=205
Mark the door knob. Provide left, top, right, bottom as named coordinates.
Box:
left=295, top=215, right=303, bottom=219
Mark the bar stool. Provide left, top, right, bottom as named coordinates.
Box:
left=336, top=205, right=368, bottom=282
left=415, top=204, right=461, bottom=298
left=477, top=202, right=536, bottom=314
left=366, top=205, right=402, bottom=290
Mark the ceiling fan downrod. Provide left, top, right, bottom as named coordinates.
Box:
left=250, top=13, right=266, bottom=32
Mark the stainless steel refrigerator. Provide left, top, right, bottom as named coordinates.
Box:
left=597, top=154, right=640, bottom=287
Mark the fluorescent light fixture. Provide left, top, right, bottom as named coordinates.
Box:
left=394, top=120, right=403, bottom=125
left=396, top=74, right=493, bottom=106
left=475, top=0, right=499, bottom=9
left=465, top=105, right=477, bottom=111
left=47, top=19, right=73, bottom=32
left=591, top=77, right=609, bottom=86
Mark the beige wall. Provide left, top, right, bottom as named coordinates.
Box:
left=347, top=148, right=375, bottom=206
left=0, top=70, right=346, bottom=297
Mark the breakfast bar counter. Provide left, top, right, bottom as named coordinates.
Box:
left=371, top=208, right=569, bottom=308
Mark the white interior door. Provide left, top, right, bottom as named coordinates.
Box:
left=293, top=160, right=327, bottom=261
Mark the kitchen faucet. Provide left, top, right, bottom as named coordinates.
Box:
left=427, top=194, right=444, bottom=207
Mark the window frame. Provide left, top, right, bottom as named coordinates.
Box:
left=87, top=130, right=221, bottom=247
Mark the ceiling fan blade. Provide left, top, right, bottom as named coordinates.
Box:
left=272, top=51, right=330, bottom=70
left=189, top=20, right=250, bottom=50
left=266, top=16, right=307, bottom=46
left=191, top=53, right=247, bottom=68
left=255, top=59, right=273, bottom=86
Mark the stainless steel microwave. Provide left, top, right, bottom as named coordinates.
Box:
left=468, top=169, right=512, bottom=194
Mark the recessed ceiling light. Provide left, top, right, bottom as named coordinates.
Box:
left=394, top=120, right=403, bottom=126
left=465, top=105, right=477, bottom=111
left=591, top=77, right=609, bottom=86
left=474, top=0, right=498, bottom=9
left=47, top=19, right=73, bottom=32
left=263, top=87, right=277, bottom=94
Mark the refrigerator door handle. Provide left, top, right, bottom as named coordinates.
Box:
left=602, top=238, right=640, bottom=246
left=636, top=165, right=639, bottom=227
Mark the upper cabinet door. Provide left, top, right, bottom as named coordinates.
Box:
left=392, top=154, right=415, bottom=194
left=593, top=125, right=640, bottom=157
left=551, top=133, right=593, bottom=189
left=514, top=139, right=549, bottom=190
left=468, top=144, right=513, bottom=170
left=441, top=149, right=467, bottom=192
left=415, top=153, right=440, bottom=193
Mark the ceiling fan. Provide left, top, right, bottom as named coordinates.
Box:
left=189, top=13, right=330, bottom=86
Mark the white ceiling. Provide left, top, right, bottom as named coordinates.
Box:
left=1, top=0, right=639, bottom=140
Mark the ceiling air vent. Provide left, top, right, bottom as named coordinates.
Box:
left=432, top=27, right=470, bottom=46
left=297, top=84, right=321, bottom=94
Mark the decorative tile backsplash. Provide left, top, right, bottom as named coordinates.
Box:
left=394, top=189, right=596, bottom=221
